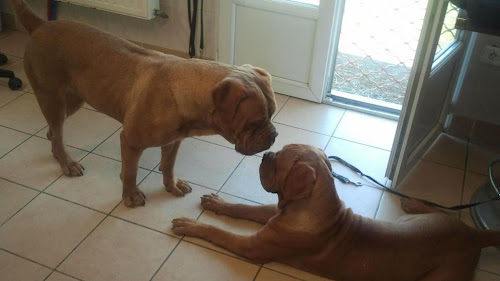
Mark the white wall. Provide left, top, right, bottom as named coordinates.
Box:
left=0, top=0, right=217, bottom=59
left=455, top=33, right=500, bottom=125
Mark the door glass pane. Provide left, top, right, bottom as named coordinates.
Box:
left=434, top=2, right=460, bottom=59
left=328, top=0, right=428, bottom=108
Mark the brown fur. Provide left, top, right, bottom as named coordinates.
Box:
left=172, top=144, right=500, bottom=281
left=9, top=0, right=277, bottom=207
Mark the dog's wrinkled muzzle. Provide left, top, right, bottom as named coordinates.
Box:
left=236, top=124, right=278, bottom=155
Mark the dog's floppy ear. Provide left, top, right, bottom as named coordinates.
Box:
left=212, top=77, right=248, bottom=125
left=282, top=162, right=316, bottom=203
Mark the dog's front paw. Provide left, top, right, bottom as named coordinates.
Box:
left=201, top=193, right=227, bottom=215
left=165, top=178, right=192, bottom=197
left=123, top=187, right=146, bottom=207
left=171, top=217, right=206, bottom=237
left=61, top=160, right=85, bottom=177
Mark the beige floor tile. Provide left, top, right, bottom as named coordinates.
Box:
left=0, top=137, right=87, bottom=190
left=259, top=123, right=330, bottom=156
left=0, top=125, right=30, bottom=157
left=264, top=263, right=333, bottom=281
left=462, top=172, right=489, bottom=208
left=325, top=137, right=390, bottom=184
left=112, top=172, right=211, bottom=235
left=45, top=272, right=79, bottom=281
left=0, top=32, right=29, bottom=57
left=195, top=134, right=234, bottom=149
left=422, top=133, right=467, bottom=169
left=46, top=153, right=149, bottom=213
left=93, top=128, right=162, bottom=170
left=36, top=108, right=121, bottom=151
left=478, top=247, right=500, bottom=276
left=0, top=94, right=46, bottom=134
left=0, top=178, right=38, bottom=224
left=152, top=241, right=259, bottom=281
left=376, top=160, right=464, bottom=221
left=473, top=270, right=500, bottom=281
left=335, top=177, right=383, bottom=219
left=157, top=138, right=244, bottom=189
left=220, top=156, right=277, bottom=205
left=274, top=93, right=289, bottom=117
left=333, top=110, right=398, bottom=150
left=0, top=250, right=52, bottom=281
left=395, top=160, right=464, bottom=207
left=81, top=102, right=96, bottom=111
left=467, top=144, right=500, bottom=177
left=0, top=28, right=15, bottom=39
left=461, top=214, right=500, bottom=276
left=255, top=268, right=302, bottom=281
left=184, top=193, right=263, bottom=257
left=0, top=194, right=105, bottom=267
left=375, top=192, right=407, bottom=222
left=273, top=98, right=345, bottom=135
left=0, top=84, right=23, bottom=107
left=58, top=217, right=178, bottom=281
left=0, top=59, right=32, bottom=92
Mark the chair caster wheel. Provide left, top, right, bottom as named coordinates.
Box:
left=0, top=54, right=7, bottom=65
left=8, top=77, right=22, bottom=90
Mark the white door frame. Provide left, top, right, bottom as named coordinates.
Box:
left=216, top=0, right=338, bottom=102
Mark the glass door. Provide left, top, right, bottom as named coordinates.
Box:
left=325, top=0, right=461, bottom=115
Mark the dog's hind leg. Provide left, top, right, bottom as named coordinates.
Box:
left=400, top=198, right=445, bottom=214
left=35, top=89, right=85, bottom=177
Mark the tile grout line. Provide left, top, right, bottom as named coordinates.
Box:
left=271, top=95, right=290, bottom=123
left=252, top=265, right=263, bottom=281
left=0, top=91, right=28, bottom=109
left=262, top=266, right=310, bottom=281
left=459, top=140, right=471, bottom=219
left=147, top=239, right=183, bottom=281
left=43, top=270, right=85, bottom=281
left=0, top=248, right=53, bottom=272
left=330, top=109, right=347, bottom=137
left=0, top=124, right=52, bottom=227
left=0, top=125, right=124, bottom=276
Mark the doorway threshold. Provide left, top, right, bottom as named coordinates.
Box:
left=325, top=90, right=401, bottom=121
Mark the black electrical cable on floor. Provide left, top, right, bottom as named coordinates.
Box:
left=329, top=156, right=500, bottom=211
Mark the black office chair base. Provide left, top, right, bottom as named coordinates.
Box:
left=0, top=69, right=23, bottom=90
left=0, top=54, right=23, bottom=90
left=0, top=53, right=7, bottom=65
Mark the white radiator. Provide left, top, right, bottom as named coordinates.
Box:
left=59, top=0, right=160, bottom=20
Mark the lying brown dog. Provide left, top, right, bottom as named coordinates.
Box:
left=9, top=0, right=277, bottom=207
left=172, top=144, right=500, bottom=281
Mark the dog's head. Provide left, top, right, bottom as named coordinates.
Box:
left=212, top=64, right=278, bottom=155
left=260, top=144, right=332, bottom=209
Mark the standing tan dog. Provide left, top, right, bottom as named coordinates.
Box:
left=8, top=0, right=278, bottom=207
left=172, top=144, right=500, bottom=281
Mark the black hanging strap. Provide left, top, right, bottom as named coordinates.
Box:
left=188, top=0, right=198, bottom=58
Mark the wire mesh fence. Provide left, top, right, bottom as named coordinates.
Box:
left=330, top=0, right=459, bottom=106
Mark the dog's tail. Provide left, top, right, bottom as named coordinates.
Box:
left=7, top=0, right=45, bottom=34
left=478, top=230, right=500, bottom=248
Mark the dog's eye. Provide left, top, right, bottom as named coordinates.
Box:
left=248, top=120, right=265, bottom=130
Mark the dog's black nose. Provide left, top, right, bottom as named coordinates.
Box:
left=263, top=152, right=274, bottom=161
left=269, top=131, right=278, bottom=145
